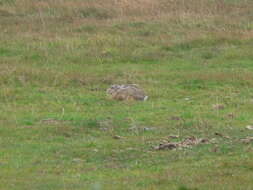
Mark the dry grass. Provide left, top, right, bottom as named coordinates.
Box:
left=1, top=0, right=253, bottom=36
left=1, top=1, right=253, bottom=189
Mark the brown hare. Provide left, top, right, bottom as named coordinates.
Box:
left=106, top=84, right=148, bottom=101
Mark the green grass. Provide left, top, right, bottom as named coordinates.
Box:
left=1, top=0, right=253, bottom=189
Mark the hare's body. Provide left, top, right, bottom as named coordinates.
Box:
left=107, top=84, right=148, bottom=101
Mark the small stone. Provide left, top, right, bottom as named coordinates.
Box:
left=113, top=135, right=122, bottom=139
left=72, top=158, right=84, bottom=163
left=100, top=128, right=108, bottom=131
left=210, top=138, right=217, bottom=144
left=143, top=127, right=153, bottom=131
left=246, top=125, right=253, bottom=130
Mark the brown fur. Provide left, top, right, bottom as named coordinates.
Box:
left=107, top=84, right=148, bottom=101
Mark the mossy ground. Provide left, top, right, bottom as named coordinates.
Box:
left=1, top=0, right=253, bottom=189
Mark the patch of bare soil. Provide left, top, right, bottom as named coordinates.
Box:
left=240, top=137, right=253, bottom=144
left=154, top=136, right=209, bottom=150
left=154, top=133, right=253, bottom=151
left=40, top=118, right=65, bottom=125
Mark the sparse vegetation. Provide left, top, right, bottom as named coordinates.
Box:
left=1, top=0, right=253, bottom=189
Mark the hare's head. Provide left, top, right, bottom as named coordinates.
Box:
left=106, top=84, right=121, bottom=95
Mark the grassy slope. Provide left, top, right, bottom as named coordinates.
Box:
left=1, top=0, right=253, bottom=189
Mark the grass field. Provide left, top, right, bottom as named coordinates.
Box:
left=1, top=0, right=253, bottom=189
